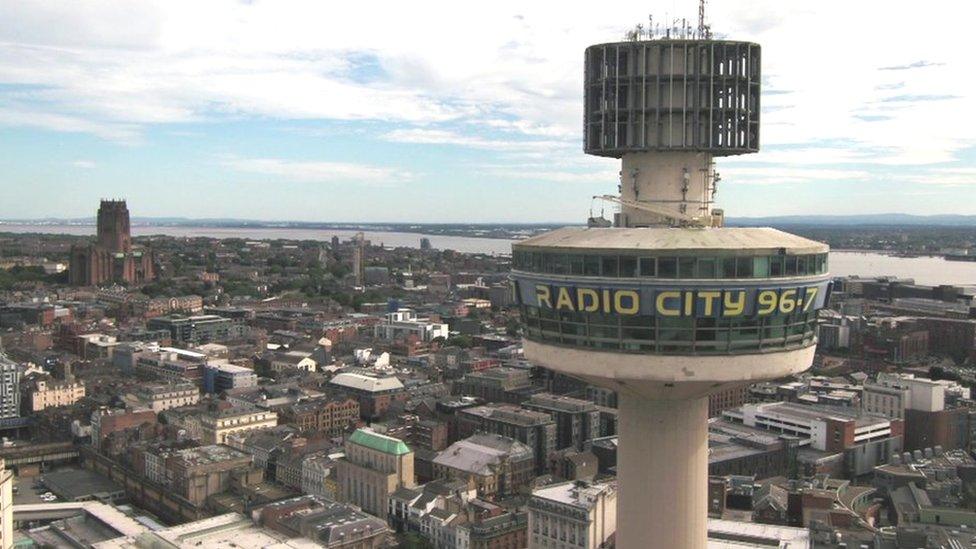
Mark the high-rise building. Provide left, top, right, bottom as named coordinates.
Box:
left=69, top=200, right=155, bottom=286
left=352, top=232, right=366, bottom=287
left=0, top=349, right=21, bottom=421
left=510, top=24, right=831, bottom=549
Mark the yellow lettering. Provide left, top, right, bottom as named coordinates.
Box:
left=757, top=290, right=778, bottom=316
left=614, top=290, right=640, bottom=315
left=602, top=289, right=611, bottom=313
left=577, top=288, right=600, bottom=312
left=723, top=291, right=746, bottom=316
left=779, top=289, right=797, bottom=313
left=656, top=291, right=681, bottom=317
left=556, top=287, right=575, bottom=311
left=699, top=291, right=721, bottom=316
left=803, top=287, right=818, bottom=312
left=536, top=285, right=551, bottom=308
left=684, top=292, right=694, bottom=316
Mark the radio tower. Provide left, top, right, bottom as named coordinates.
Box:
left=510, top=8, right=831, bottom=549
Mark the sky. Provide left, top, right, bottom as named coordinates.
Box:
left=0, top=0, right=974, bottom=223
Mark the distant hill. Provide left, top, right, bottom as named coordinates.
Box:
left=726, top=214, right=976, bottom=227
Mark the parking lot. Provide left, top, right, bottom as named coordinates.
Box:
left=12, top=474, right=60, bottom=505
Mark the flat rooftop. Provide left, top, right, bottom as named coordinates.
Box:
left=514, top=227, right=828, bottom=255
left=41, top=468, right=123, bottom=501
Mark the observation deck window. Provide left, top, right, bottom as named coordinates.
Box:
left=521, top=305, right=818, bottom=356
left=512, top=251, right=828, bottom=279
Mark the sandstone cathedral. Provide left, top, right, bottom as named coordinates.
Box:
left=69, top=200, right=155, bottom=286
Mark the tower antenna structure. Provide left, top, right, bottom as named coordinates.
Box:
left=510, top=2, right=831, bottom=547
left=697, top=0, right=711, bottom=39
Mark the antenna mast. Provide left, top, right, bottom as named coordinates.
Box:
left=697, top=0, right=711, bottom=39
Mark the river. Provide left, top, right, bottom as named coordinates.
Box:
left=3, top=224, right=976, bottom=287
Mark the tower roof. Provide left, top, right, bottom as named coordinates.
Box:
left=514, top=227, right=827, bottom=255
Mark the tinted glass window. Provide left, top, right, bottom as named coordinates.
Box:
left=619, top=256, right=638, bottom=277
left=697, top=258, right=717, bottom=278
left=658, top=257, right=678, bottom=278
left=639, top=257, right=657, bottom=277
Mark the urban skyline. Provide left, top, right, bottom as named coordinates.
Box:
left=2, top=0, right=974, bottom=223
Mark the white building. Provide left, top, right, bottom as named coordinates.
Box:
left=528, top=480, right=617, bottom=549
left=200, top=407, right=278, bottom=445
left=374, top=309, right=449, bottom=342
left=0, top=350, right=21, bottom=420
left=725, top=402, right=895, bottom=452
left=134, top=382, right=200, bottom=412
left=863, top=373, right=969, bottom=420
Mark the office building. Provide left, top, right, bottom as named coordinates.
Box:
left=21, top=372, right=85, bottom=412
left=133, top=382, right=200, bottom=412
left=457, top=404, right=556, bottom=474
left=200, top=406, right=278, bottom=445
left=374, top=309, right=449, bottom=342
left=524, top=393, right=600, bottom=451
left=454, top=367, right=537, bottom=404
left=256, top=495, right=390, bottom=548
left=0, top=350, right=20, bottom=421
left=433, top=433, right=535, bottom=498
left=204, top=362, right=258, bottom=394
left=529, top=480, right=617, bottom=549
left=147, top=314, right=246, bottom=345
left=337, top=428, right=415, bottom=520
left=328, top=371, right=406, bottom=419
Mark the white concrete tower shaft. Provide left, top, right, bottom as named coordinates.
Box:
left=617, top=395, right=708, bottom=549
left=618, top=151, right=716, bottom=227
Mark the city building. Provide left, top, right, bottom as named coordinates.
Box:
left=282, top=397, right=360, bottom=437
left=90, top=408, right=157, bottom=451
left=133, top=346, right=206, bottom=385
left=454, top=367, right=538, bottom=404
left=200, top=406, right=278, bottom=445
left=432, top=433, right=535, bottom=498
left=528, top=480, right=617, bottom=549
left=328, top=371, right=406, bottom=420
left=133, top=382, right=200, bottom=412
left=69, top=200, right=154, bottom=286
left=523, top=393, right=600, bottom=451
left=374, top=309, right=449, bottom=342
left=0, top=350, right=20, bottom=422
left=167, top=445, right=260, bottom=506
left=203, top=361, right=258, bottom=394
left=725, top=401, right=902, bottom=477
left=256, top=495, right=390, bottom=548
left=509, top=26, right=832, bottom=548
left=457, top=403, right=556, bottom=474
left=96, top=512, right=316, bottom=548
left=337, top=428, right=415, bottom=520
left=21, top=372, right=85, bottom=412
left=147, top=314, right=247, bottom=345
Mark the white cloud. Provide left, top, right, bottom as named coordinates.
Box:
left=221, top=156, right=409, bottom=185
left=382, top=128, right=571, bottom=152
left=71, top=160, right=97, bottom=169
left=0, top=0, right=974, bottom=197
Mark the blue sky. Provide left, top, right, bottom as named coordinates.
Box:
left=1, top=0, right=973, bottom=223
